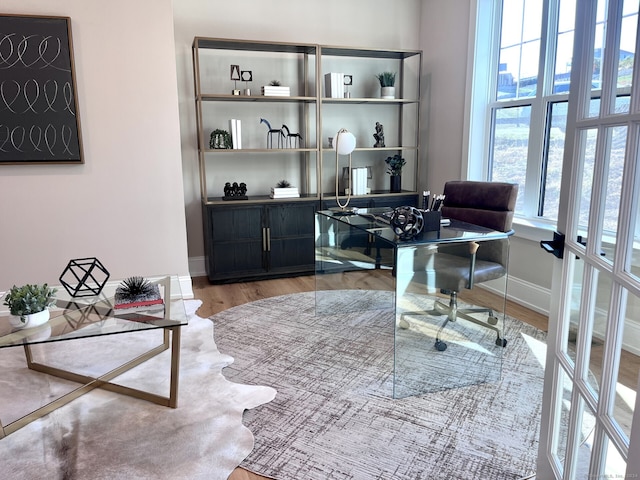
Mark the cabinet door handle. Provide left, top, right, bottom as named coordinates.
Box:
left=262, top=227, right=267, bottom=251
left=266, top=227, right=271, bottom=251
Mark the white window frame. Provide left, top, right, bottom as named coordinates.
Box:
left=465, top=0, right=571, bottom=242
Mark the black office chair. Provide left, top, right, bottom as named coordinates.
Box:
left=401, top=180, right=518, bottom=351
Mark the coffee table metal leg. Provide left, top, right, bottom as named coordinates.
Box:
left=169, top=326, right=181, bottom=408
left=1, top=326, right=182, bottom=436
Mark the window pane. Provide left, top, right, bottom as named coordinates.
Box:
left=541, top=101, right=568, bottom=220
left=491, top=106, right=531, bottom=212
left=553, top=0, right=576, bottom=94
left=498, top=0, right=541, bottom=100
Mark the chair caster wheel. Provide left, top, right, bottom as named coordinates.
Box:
left=435, top=340, right=447, bottom=351
left=496, top=338, right=507, bottom=347
left=398, top=318, right=410, bottom=329
left=488, top=316, right=499, bottom=325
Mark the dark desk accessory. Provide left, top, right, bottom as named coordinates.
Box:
left=222, top=182, right=248, bottom=201
left=421, top=210, right=442, bottom=232
left=390, top=206, right=424, bottom=240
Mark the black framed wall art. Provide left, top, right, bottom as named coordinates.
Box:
left=0, top=14, right=83, bottom=164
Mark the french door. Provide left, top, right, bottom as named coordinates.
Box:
left=537, top=0, right=640, bottom=478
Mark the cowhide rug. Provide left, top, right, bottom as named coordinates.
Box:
left=0, top=300, right=276, bottom=480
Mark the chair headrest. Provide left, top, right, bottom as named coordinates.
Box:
left=441, top=181, right=518, bottom=232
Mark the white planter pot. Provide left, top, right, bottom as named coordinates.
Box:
left=381, top=86, right=396, bottom=99
left=9, top=309, right=50, bottom=329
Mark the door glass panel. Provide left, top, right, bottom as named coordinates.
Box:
left=627, top=140, right=640, bottom=282
left=603, top=435, right=628, bottom=478
left=612, top=287, right=639, bottom=441
left=552, top=366, right=574, bottom=470
left=491, top=106, right=531, bottom=212
left=567, top=255, right=584, bottom=365
left=577, top=129, right=597, bottom=236
left=614, top=1, right=638, bottom=113
left=586, top=268, right=612, bottom=398
left=586, top=1, right=607, bottom=114
left=600, top=126, right=626, bottom=263
left=576, top=402, right=597, bottom=479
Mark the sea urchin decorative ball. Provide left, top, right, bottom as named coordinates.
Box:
left=390, top=206, right=424, bottom=240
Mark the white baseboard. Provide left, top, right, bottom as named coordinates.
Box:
left=481, top=275, right=550, bottom=316
left=189, top=256, right=206, bottom=278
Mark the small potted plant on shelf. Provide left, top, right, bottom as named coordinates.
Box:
left=385, top=154, right=406, bottom=193
left=262, top=79, right=290, bottom=97
left=209, top=129, right=232, bottom=149
left=3, top=283, right=57, bottom=329
left=376, top=71, right=397, bottom=99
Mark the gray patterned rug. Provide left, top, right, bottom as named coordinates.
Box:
left=0, top=300, right=276, bottom=480
left=212, top=290, right=547, bottom=480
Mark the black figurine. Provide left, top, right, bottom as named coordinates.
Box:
left=373, top=122, right=385, bottom=148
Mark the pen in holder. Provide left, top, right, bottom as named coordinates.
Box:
left=422, top=210, right=442, bottom=232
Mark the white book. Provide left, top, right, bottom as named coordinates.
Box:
left=236, top=119, right=242, bottom=149
left=270, top=193, right=300, bottom=198
left=324, top=73, right=344, bottom=98
left=271, top=187, right=299, bottom=194
left=229, top=119, right=238, bottom=149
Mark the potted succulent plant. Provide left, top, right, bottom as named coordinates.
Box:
left=376, top=71, right=397, bottom=99
left=385, top=154, right=406, bottom=192
left=3, top=283, right=57, bottom=329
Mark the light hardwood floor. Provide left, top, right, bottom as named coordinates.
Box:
left=192, top=273, right=638, bottom=480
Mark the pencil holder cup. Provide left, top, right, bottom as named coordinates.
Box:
left=423, top=210, right=442, bottom=232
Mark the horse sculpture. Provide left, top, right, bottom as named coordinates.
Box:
left=281, top=124, right=303, bottom=148
left=259, top=118, right=282, bottom=148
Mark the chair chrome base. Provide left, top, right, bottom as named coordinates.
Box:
left=400, top=292, right=507, bottom=352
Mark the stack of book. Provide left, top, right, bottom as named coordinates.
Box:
left=229, top=119, right=242, bottom=149
left=324, top=72, right=344, bottom=98
left=270, top=186, right=300, bottom=198
left=261, top=85, right=291, bottom=96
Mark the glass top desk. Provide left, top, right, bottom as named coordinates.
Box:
left=0, top=275, right=187, bottom=437
left=315, top=208, right=512, bottom=398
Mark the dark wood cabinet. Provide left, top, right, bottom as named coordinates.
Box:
left=203, top=201, right=316, bottom=283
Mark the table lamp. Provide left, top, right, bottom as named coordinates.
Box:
left=330, top=128, right=357, bottom=213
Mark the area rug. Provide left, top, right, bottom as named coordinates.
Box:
left=212, top=290, right=548, bottom=480
left=0, top=300, right=276, bottom=480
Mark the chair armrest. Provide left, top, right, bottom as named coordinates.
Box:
left=467, top=242, right=479, bottom=289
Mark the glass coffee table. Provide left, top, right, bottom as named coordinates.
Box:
left=0, top=275, right=187, bottom=438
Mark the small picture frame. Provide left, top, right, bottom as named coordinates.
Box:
left=241, top=70, right=253, bottom=82
left=344, top=75, right=353, bottom=86
left=230, top=65, right=241, bottom=81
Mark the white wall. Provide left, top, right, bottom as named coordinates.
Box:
left=173, top=0, right=423, bottom=273
left=0, top=1, right=191, bottom=291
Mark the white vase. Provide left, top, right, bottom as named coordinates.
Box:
left=9, top=309, right=50, bottom=329
left=381, top=86, right=396, bottom=99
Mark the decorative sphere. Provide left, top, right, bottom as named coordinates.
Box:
left=390, top=206, right=424, bottom=240
left=334, top=130, right=356, bottom=155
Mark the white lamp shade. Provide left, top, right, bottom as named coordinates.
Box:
left=334, top=130, right=356, bottom=155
